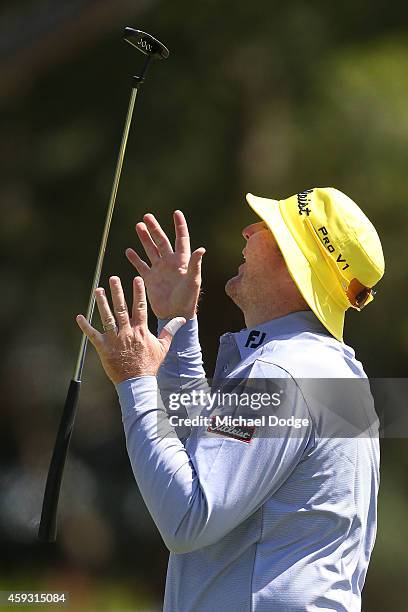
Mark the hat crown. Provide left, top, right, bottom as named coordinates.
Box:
left=304, top=188, right=385, bottom=287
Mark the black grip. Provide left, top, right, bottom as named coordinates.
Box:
left=38, top=378, right=81, bottom=542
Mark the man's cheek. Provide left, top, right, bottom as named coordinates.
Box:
left=248, top=255, right=266, bottom=275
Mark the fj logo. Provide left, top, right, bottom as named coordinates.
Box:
left=245, top=330, right=266, bottom=349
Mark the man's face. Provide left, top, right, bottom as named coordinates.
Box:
left=225, top=220, right=287, bottom=311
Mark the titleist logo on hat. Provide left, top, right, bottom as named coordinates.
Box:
left=297, top=189, right=313, bottom=216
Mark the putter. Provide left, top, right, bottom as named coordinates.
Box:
left=38, top=28, right=169, bottom=543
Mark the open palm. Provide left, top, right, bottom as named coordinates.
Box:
left=126, top=210, right=205, bottom=320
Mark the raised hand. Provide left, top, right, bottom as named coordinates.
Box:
left=125, top=210, right=205, bottom=320
left=76, top=276, right=186, bottom=384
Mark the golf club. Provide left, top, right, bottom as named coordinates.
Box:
left=38, top=28, right=169, bottom=543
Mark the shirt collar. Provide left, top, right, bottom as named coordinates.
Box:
left=223, top=311, right=330, bottom=357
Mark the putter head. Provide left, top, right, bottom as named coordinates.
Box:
left=124, top=28, right=169, bottom=60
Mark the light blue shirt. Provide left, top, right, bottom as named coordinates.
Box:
left=116, top=311, right=379, bottom=612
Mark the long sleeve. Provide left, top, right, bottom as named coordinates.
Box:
left=157, top=316, right=210, bottom=440
left=116, top=360, right=314, bottom=555
left=157, top=315, right=206, bottom=386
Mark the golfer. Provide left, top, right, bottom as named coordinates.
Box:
left=77, top=187, right=384, bottom=611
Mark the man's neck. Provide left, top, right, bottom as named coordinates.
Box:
left=244, top=301, right=310, bottom=328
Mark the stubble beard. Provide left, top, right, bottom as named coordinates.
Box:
left=225, top=272, right=245, bottom=311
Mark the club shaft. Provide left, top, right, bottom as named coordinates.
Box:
left=74, top=86, right=139, bottom=381
left=39, top=85, right=140, bottom=542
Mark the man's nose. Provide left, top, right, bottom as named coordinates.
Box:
left=242, top=222, right=263, bottom=240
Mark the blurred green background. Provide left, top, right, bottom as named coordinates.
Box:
left=0, top=0, right=407, bottom=610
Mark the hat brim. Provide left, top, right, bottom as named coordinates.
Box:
left=246, top=193, right=345, bottom=341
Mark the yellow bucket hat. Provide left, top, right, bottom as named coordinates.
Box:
left=246, top=188, right=385, bottom=341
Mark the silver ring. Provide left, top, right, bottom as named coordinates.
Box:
left=115, top=306, right=128, bottom=314
left=103, top=321, right=118, bottom=333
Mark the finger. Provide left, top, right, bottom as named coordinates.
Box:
left=131, top=276, right=148, bottom=328
left=135, top=222, right=161, bottom=263
left=143, top=213, right=173, bottom=255
left=174, top=210, right=191, bottom=257
left=187, top=247, right=206, bottom=281
left=95, top=287, right=116, bottom=332
left=76, top=314, right=103, bottom=348
left=158, top=317, right=186, bottom=354
left=109, top=276, right=130, bottom=330
left=125, top=248, right=150, bottom=278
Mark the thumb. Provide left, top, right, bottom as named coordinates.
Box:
left=187, top=247, right=206, bottom=279
left=158, top=316, right=187, bottom=353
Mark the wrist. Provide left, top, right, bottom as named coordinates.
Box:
left=156, top=307, right=197, bottom=320
left=112, top=370, right=158, bottom=385
left=157, top=315, right=199, bottom=352
left=115, top=375, right=158, bottom=419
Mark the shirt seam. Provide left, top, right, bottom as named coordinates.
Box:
left=248, top=504, right=263, bottom=612
left=252, top=358, right=317, bottom=446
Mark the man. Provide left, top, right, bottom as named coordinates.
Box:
left=77, top=187, right=384, bottom=611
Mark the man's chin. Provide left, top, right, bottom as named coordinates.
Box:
left=225, top=274, right=241, bottom=302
